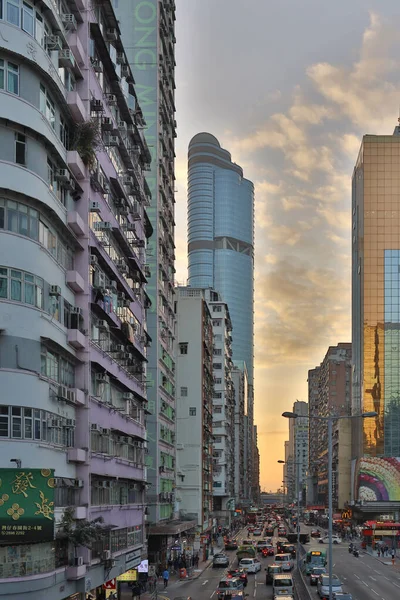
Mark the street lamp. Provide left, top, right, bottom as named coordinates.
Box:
left=282, top=411, right=377, bottom=600
left=278, top=459, right=302, bottom=569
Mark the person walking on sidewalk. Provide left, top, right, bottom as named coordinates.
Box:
left=163, top=568, right=170, bottom=588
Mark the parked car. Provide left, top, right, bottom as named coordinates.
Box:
left=319, top=535, right=341, bottom=544
left=213, top=553, right=230, bottom=568
left=309, top=566, right=327, bottom=586
left=225, top=539, right=239, bottom=550
left=238, top=558, right=262, bottom=573
left=317, top=574, right=342, bottom=598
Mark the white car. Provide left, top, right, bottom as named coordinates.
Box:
left=274, top=553, right=293, bottom=572
left=239, top=558, right=262, bottom=573
left=317, top=574, right=342, bottom=597
left=319, top=535, right=341, bottom=545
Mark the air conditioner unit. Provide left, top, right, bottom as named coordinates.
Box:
left=122, top=352, right=133, bottom=360
left=122, top=392, right=134, bottom=401
left=127, top=124, right=134, bottom=133
left=123, top=299, right=131, bottom=308
left=91, top=423, right=99, bottom=431
left=94, top=221, right=112, bottom=231
left=105, top=135, right=120, bottom=147
left=62, top=13, right=77, bottom=31
left=113, top=344, right=125, bottom=353
left=101, top=117, right=113, bottom=130
left=121, top=65, right=130, bottom=78
left=131, top=202, right=140, bottom=220
left=101, top=428, right=110, bottom=435
left=106, top=94, right=117, bottom=105
left=116, top=52, right=124, bottom=64
left=55, top=169, right=70, bottom=183
left=71, top=306, right=83, bottom=316
left=123, top=175, right=134, bottom=186
left=103, top=181, right=110, bottom=194
left=91, top=58, right=103, bottom=73
left=117, top=292, right=126, bottom=300
left=75, top=479, right=84, bottom=488
left=97, top=320, right=109, bottom=330
left=120, top=207, right=130, bottom=216
left=51, top=418, right=62, bottom=427
left=96, top=373, right=110, bottom=384
left=65, top=418, right=76, bottom=427
left=102, top=550, right=111, bottom=561
left=67, top=389, right=76, bottom=404
left=49, top=284, right=61, bottom=297
left=91, top=98, right=103, bottom=111
left=118, top=121, right=127, bottom=132
left=59, top=49, right=75, bottom=68
left=108, top=280, right=117, bottom=291
left=105, top=28, right=117, bottom=41
left=58, top=386, right=68, bottom=401
left=93, top=271, right=106, bottom=289
left=46, top=35, right=63, bottom=50
left=74, top=556, right=84, bottom=566
left=90, top=201, right=101, bottom=213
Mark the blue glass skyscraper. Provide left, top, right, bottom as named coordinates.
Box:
left=187, top=133, right=255, bottom=385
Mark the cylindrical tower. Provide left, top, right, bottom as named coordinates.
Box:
left=187, top=133, right=255, bottom=384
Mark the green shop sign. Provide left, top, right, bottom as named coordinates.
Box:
left=0, top=469, right=55, bottom=543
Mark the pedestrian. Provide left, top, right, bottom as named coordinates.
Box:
left=163, top=568, right=169, bottom=588
left=392, top=550, right=396, bottom=566
left=194, top=554, right=199, bottom=568
left=377, top=546, right=381, bottom=557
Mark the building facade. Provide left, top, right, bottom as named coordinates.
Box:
left=114, top=0, right=181, bottom=558
left=187, top=132, right=256, bottom=499
left=0, top=0, right=151, bottom=597
left=174, top=288, right=214, bottom=532
left=208, top=291, right=235, bottom=527
left=308, top=343, right=352, bottom=507
left=352, top=132, right=400, bottom=514
left=287, top=401, right=308, bottom=505
left=232, top=364, right=247, bottom=505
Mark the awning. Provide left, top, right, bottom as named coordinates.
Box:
left=148, top=520, right=197, bottom=536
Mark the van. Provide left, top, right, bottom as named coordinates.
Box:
left=274, top=553, right=293, bottom=572
left=272, top=573, right=294, bottom=598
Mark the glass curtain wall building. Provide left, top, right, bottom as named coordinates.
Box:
left=187, top=133, right=255, bottom=388
left=352, top=131, right=400, bottom=505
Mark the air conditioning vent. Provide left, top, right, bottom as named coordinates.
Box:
left=59, top=49, right=75, bottom=68
left=46, top=35, right=62, bottom=51
left=105, top=28, right=117, bottom=41
left=55, top=169, right=70, bottom=183
left=94, top=221, right=112, bottom=231
left=116, top=52, right=124, bottom=64
left=49, top=284, right=61, bottom=297
left=106, top=94, right=117, bottom=105
left=105, top=135, right=120, bottom=147
left=91, top=98, right=103, bottom=111
left=90, top=201, right=101, bottom=213
left=62, top=14, right=77, bottom=31
left=91, top=58, right=103, bottom=73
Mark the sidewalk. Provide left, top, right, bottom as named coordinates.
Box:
left=365, top=547, right=400, bottom=569
left=120, top=545, right=225, bottom=600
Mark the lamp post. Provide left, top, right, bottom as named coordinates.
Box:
left=278, top=460, right=301, bottom=569
left=282, top=411, right=377, bottom=600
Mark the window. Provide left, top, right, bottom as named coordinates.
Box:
left=22, top=1, right=34, bottom=35
left=214, top=406, right=222, bottom=414
left=60, top=116, right=69, bottom=148
left=0, top=406, right=9, bottom=437
left=213, top=348, right=222, bottom=356
left=11, top=407, right=22, bottom=438
left=179, top=342, right=188, bottom=355
left=189, top=407, right=196, bottom=416
left=213, top=392, right=222, bottom=399
left=35, top=12, right=45, bottom=46
left=6, top=0, right=20, bottom=26
left=180, top=386, right=188, bottom=397
left=212, top=305, right=222, bottom=312
left=0, top=266, right=44, bottom=308
left=15, top=133, right=26, bottom=165
left=214, top=436, right=222, bottom=443
left=213, top=363, right=222, bottom=370
left=0, top=60, right=19, bottom=95
left=214, top=378, right=222, bottom=384
left=40, top=85, right=55, bottom=129
left=40, top=345, right=75, bottom=387
left=0, top=406, right=74, bottom=447
left=212, top=320, right=222, bottom=327
left=47, top=158, right=55, bottom=190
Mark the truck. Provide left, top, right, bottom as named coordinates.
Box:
left=286, top=533, right=310, bottom=544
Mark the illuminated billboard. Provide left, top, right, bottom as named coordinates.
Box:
left=354, top=457, right=400, bottom=501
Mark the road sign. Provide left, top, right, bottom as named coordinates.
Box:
left=103, top=578, right=116, bottom=590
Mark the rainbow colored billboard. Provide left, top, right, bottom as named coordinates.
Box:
left=354, top=457, right=400, bottom=501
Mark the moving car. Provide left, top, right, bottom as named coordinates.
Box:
left=274, top=553, right=293, bottom=572
left=256, top=540, right=269, bottom=551
left=309, top=566, right=326, bottom=586
left=262, top=545, right=275, bottom=557
left=213, top=553, right=230, bottom=568
left=278, top=527, right=287, bottom=536
left=241, top=539, right=255, bottom=547
left=319, top=535, right=341, bottom=545
left=225, top=539, right=239, bottom=550
left=217, top=576, right=244, bottom=599
left=228, top=568, right=248, bottom=587
left=253, top=527, right=262, bottom=536
left=317, top=574, right=343, bottom=598
left=272, top=573, right=294, bottom=598
left=281, top=544, right=296, bottom=558
left=265, top=564, right=282, bottom=584
left=311, top=529, right=321, bottom=538
left=333, top=595, right=353, bottom=600
left=238, top=558, right=262, bottom=573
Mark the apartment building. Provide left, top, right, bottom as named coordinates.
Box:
left=232, top=364, right=247, bottom=505
left=0, top=0, right=151, bottom=597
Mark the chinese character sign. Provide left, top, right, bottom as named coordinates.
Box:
left=0, top=469, right=55, bottom=543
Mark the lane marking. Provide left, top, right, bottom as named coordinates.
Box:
left=374, top=569, right=382, bottom=574
left=210, top=592, right=215, bottom=599
left=370, top=587, right=379, bottom=596
left=354, top=573, right=360, bottom=579
left=362, top=581, right=369, bottom=586
left=202, top=580, right=209, bottom=586
left=393, top=582, right=400, bottom=589
left=369, top=576, right=377, bottom=581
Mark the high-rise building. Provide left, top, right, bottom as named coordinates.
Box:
left=174, top=288, right=214, bottom=533
left=232, top=364, right=247, bottom=505
left=114, top=0, right=183, bottom=557
left=252, top=425, right=261, bottom=504
left=308, top=343, right=352, bottom=507
left=352, top=131, right=400, bottom=511
left=0, top=1, right=150, bottom=596
left=288, top=401, right=308, bottom=505
left=187, top=132, right=255, bottom=499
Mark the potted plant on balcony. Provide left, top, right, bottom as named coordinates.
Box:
left=59, top=507, right=107, bottom=575
left=71, top=119, right=101, bottom=169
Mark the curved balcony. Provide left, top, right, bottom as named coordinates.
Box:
left=0, top=20, right=66, bottom=101
left=0, top=161, right=67, bottom=225
left=0, top=92, right=67, bottom=162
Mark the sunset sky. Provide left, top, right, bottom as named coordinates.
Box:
left=173, top=0, right=400, bottom=491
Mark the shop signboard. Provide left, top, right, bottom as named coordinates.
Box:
left=138, top=559, right=148, bottom=573
left=0, top=468, right=55, bottom=543
left=125, top=548, right=142, bottom=570
left=117, top=569, right=138, bottom=582
left=103, top=579, right=116, bottom=590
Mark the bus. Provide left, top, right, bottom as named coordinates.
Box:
left=304, top=549, right=327, bottom=574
